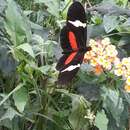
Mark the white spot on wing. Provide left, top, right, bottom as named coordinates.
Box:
left=61, top=64, right=80, bottom=72
left=68, top=20, right=86, bottom=28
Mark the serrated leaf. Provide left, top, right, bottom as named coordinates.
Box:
left=103, top=15, right=119, bottom=33
left=13, top=87, right=28, bottom=113
left=95, top=110, right=108, bottom=130
left=17, top=43, right=35, bottom=58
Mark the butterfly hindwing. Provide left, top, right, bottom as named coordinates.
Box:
left=57, top=52, right=85, bottom=84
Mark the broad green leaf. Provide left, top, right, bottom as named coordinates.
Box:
left=69, top=95, right=90, bottom=130
left=101, top=0, right=116, bottom=5
left=122, top=90, right=130, bottom=105
left=0, top=83, right=24, bottom=106
left=55, top=89, right=90, bottom=129
left=34, top=0, right=59, bottom=18
left=87, top=24, right=106, bottom=41
left=38, top=65, right=51, bottom=74
left=0, top=46, right=17, bottom=76
left=0, top=107, right=19, bottom=121
left=0, top=0, right=7, bottom=14
left=95, top=110, right=108, bottom=130
left=13, top=87, right=28, bottom=113
left=76, top=82, right=100, bottom=102
left=101, top=87, right=124, bottom=126
left=17, top=43, right=35, bottom=58
left=32, top=34, right=44, bottom=45
left=118, top=35, right=130, bottom=46
left=103, top=15, right=119, bottom=33
left=0, top=119, right=12, bottom=129
left=117, top=18, right=130, bottom=32
left=23, top=10, right=33, bottom=16
left=4, top=0, right=31, bottom=45
left=116, top=0, right=128, bottom=8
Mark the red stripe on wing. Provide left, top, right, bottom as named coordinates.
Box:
left=65, top=52, right=77, bottom=65
left=69, top=31, right=78, bottom=50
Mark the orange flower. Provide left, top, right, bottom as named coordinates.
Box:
left=94, top=65, right=103, bottom=76
left=124, top=84, right=130, bottom=93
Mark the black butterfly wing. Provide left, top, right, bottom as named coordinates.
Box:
left=56, top=2, right=87, bottom=85
left=57, top=51, right=85, bottom=85
left=60, top=1, right=87, bottom=52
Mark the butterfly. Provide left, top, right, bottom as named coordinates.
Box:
left=56, top=1, right=91, bottom=85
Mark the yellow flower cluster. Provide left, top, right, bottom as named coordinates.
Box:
left=84, top=38, right=130, bottom=92
left=84, top=38, right=118, bottom=72
left=114, top=57, right=130, bottom=92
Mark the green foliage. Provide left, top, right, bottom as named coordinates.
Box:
left=0, top=0, right=130, bottom=130
left=5, top=0, right=31, bottom=45
left=95, top=110, right=108, bottom=130
left=13, top=86, right=28, bottom=112
left=103, top=15, right=119, bottom=33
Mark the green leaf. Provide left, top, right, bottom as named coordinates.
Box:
left=17, top=43, right=35, bottom=58
left=0, top=107, right=19, bottom=121
left=91, top=15, right=103, bottom=25
left=95, top=110, right=108, bottom=130
left=13, top=87, right=28, bottom=113
left=116, top=0, right=128, bottom=8
left=103, top=15, right=119, bottom=33
left=76, top=82, right=100, bottom=102
left=0, top=83, right=24, bottom=106
left=0, top=46, right=17, bottom=76
left=118, top=35, right=130, bottom=46
left=87, top=24, right=106, bottom=41
left=34, top=0, right=59, bottom=18
left=38, top=65, right=51, bottom=74
left=117, top=18, right=130, bottom=32
left=101, top=0, right=116, bottom=5
left=101, top=87, right=124, bottom=126
left=0, top=0, right=7, bottom=13
left=4, top=0, right=31, bottom=45
left=69, top=95, right=90, bottom=130
left=122, top=90, right=130, bottom=105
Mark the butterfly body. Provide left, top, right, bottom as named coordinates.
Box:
left=56, top=2, right=91, bottom=84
